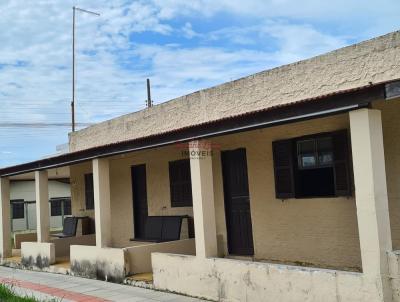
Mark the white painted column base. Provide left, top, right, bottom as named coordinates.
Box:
left=21, top=242, right=55, bottom=267
left=70, top=245, right=128, bottom=282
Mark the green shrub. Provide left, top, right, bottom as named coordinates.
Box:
left=0, top=284, right=59, bottom=302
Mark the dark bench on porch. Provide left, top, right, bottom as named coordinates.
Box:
left=131, top=216, right=190, bottom=243
left=50, top=216, right=94, bottom=238
left=51, top=217, right=78, bottom=238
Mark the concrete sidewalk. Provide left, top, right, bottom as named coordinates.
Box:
left=0, top=266, right=205, bottom=302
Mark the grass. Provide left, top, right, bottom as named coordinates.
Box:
left=0, top=284, right=60, bottom=302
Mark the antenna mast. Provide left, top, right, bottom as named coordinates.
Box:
left=146, top=78, right=153, bottom=108
left=71, top=6, right=100, bottom=132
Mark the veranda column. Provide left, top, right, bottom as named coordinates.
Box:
left=189, top=140, right=218, bottom=258
left=35, top=170, right=50, bottom=242
left=0, top=177, right=11, bottom=258
left=349, top=108, right=392, bottom=301
left=93, top=158, right=111, bottom=248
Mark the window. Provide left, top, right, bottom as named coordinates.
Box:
left=85, top=173, right=94, bottom=210
left=64, top=198, right=72, bottom=215
left=297, top=137, right=333, bottom=169
left=51, top=199, right=62, bottom=216
left=273, top=130, right=351, bottom=199
left=50, top=198, right=71, bottom=216
left=169, top=159, right=193, bottom=207
left=11, top=200, right=24, bottom=219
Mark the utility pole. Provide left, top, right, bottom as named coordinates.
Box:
left=146, top=78, right=153, bottom=108
left=71, top=6, right=100, bottom=132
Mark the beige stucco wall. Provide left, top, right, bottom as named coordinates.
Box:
left=69, top=31, right=400, bottom=152
left=373, top=100, right=400, bottom=251
left=21, top=242, right=55, bottom=267
left=152, top=253, right=384, bottom=302
left=70, top=146, right=194, bottom=248
left=52, top=234, right=96, bottom=257
left=70, top=161, right=94, bottom=219
left=70, top=245, right=128, bottom=283
left=67, top=99, right=400, bottom=271
left=126, top=238, right=195, bottom=274
left=389, top=250, right=400, bottom=301
left=210, top=113, right=361, bottom=270
left=69, top=112, right=360, bottom=269
left=108, top=146, right=194, bottom=247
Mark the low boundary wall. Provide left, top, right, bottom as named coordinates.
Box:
left=152, top=253, right=384, bottom=302
left=52, top=234, right=96, bottom=257
left=70, top=245, right=128, bottom=283
left=21, top=242, right=55, bottom=268
left=126, top=238, right=195, bottom=274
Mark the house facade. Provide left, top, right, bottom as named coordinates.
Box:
left=1, top=31, right=400, bottom=301
left=10, top=177, right=71, bottom=232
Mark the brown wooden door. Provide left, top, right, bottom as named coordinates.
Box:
left=131, top=164, right=148, bottom=238
left=221, top=148, right=254, bottom=256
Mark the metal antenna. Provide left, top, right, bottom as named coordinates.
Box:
left=146, top=78, right=153, bottom=108
left=71, top=6, right=100, bottom=132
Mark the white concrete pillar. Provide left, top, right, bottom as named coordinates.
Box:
left=35, top=170, right=50, bottom=243
left=93, top=158, right=111, bottom=248
left=350, top=108, right=392, bottom=301
left=0, top=178, right=11, bottom=258
left=189, top=140, right=218, bottom=258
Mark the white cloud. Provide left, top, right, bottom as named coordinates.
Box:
left=181, top=22, right=200, bottom=39
left=0, top=0, right=399, bottom=166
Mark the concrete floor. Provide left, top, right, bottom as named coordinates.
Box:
left=0, top=266, right=206, bottom=302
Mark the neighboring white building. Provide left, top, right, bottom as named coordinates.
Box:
left=10, top=168, right=71, bottom=232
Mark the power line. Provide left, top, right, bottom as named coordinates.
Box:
left=0, top=123, right=93, bottom=128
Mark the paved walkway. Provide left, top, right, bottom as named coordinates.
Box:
left=0, top=266, right=204, bottom=302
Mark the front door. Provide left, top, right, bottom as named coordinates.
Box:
left=221, top=148, right=254, bottom=255
left=131, top=164, right=148, bottom=238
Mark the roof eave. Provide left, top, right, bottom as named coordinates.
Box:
left=0, top=82, right=387, bottom=177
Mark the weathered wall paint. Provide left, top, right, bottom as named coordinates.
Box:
left=152, top=253, right=383, bottom=302
left=70, top=145, right=194, bottom=248
left=70, top=161, right=94, bottom=219
left=69, top=113, right=361, bottom=269
left=210, top=113, right=361, bottom=269
left=21, top=242, right=55, bottom=268
left=373, top=100, right=400, bottom=251
left=70, top=245, right=128, bottom=283
left=69, top=31, right=400, bottom=152
left=389, top=251, right=400, bottom=301
left=68, top=100, right=400, bottom=271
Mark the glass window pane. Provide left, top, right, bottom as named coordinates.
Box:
left=301, top=155, right=317, bottom=168
left=319, top=152, right=333, bottom=165
left=12, top=203, right=25, bottom=219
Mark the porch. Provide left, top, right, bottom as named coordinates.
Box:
left=1, top=103, right=400, bottom=301
left=149, top=104, right=400, bottom=301
left=0, top=150, right=197, bottom=282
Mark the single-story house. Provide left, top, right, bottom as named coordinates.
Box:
left=1, top=30, right=400, bottom=301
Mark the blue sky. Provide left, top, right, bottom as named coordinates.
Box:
left=0, top=0, right=399, bottom=167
